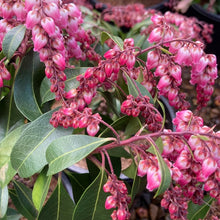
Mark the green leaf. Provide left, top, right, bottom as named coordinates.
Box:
left=0, top=89, right=24, bottom=142
left=40, top=68, right=86, bottom=105
left=125, top=73, right=154, bottom=103
left=12, top=181, right=38, bottom=220
left=187, top=195, right=214, bottom=220
left=72, top=169, right=111, bottom=220
left=147, top=137, right=163, bottom=154
left=149, top=139, right=171, bottom=197
left=124, top=117, right=143, bottom=137
left=32, top=167, right=52, bottom=212
left=38, top=179, right=75, bottom=220
left=0, top=208, right=22, bottom=220
left=47, top=135, right=111, bottom=175
left=11, top=109, right=72, bottom=178
left=64, top=171, right=91, bottom=203
left=2, top=25, right=26, bottom=60
left=14, top=50, right=44, bottom=121
left=0, top=124, right=27, bottom=188
left=0, top=186, right=8, bottom=218
left=101, top=31, right=124, bottom=50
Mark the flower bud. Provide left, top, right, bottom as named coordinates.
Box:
left=41, top=17, right=56, bottom=36
left=44, top=2, right=60, bottom=21
left=33, top=33, right=48, bottom=52
left=26, top=9, right=41, bottom=29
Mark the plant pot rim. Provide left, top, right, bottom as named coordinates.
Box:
left=191, top=3, right=220, bottom=22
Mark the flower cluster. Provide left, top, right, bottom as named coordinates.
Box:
left=145, top=14, right=217, bottom=110
left=121, top=95, right=162, bottom=132
left=138, top=110, right=220, bottom=219
left=103, top=174, right=131, bottom=220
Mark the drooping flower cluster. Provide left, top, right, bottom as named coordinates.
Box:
left=103, top=174, right=131, bottom=220
left=138, top=110, right=220, bottom=219
left=102, top=3, right=147, bottom=28
left=145, top=14, right=217, bottom=110
left=121, top=95, right=163, bottom=132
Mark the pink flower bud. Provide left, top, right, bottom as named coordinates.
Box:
left=41, top=17, right=56, bottom=36
left=157, top=75, right=171, bottom=90
left=62, top=107, right=73, bottom=116
left=105, top=63, right=113, bottom=77
left=174, top=150, right=191, bottom=170
left=194, top=146, right=210, bottom=162
left=174, top=110, right=193, bottom=123
left=12, top=2, right=26, bottom=21
left=170, top=65, right=182, bottom=83
left=146, top=50, right=160, bottom=70
left=146, top=166, right=161, bottom=191
left=174, top=46, right=191, bottom=66
left=67, top=17, right=78, bottom=33
left=83, top=91, right=93, bottom=104
left=2, top=3, right=14, bottom=19
left=116, top=208, right=127, bottom=220
left=201, top=157, right=217, bottom=177
left=65, top=89, right=77, bottom=99
left=137, top=160, right=150, bottom=177
left=26, top=9, right=41, bottom=29
left=0, top=76, right=3, bottom=87
left=148, top=27, right=163, bottom=43
left=78, top=116, right=88, bottom=128
left=96, top=70, right=106, bottom=83
left=33, top=33, right=48, bottom=52
left=66, top=3, right=81, bottom=18
left=154, top=65, right=167, bottom=77
left=52, top=53, right=66, bottom=70
left=25, top=0, right=40, bottom=11
left=1, top=65, right=11, bottom=80
left=151, top=14, right=164, bottom=25
left=104, top=49, right=116, bottom=59
left=204, top=180, right=216, bottom=191
left=105, top=196, right=117, bottom=209
left=119, top=53, right=128, bottom=66
left=32, top=25, right=43, bottom=40
left=44, top=2, right=60, bottom=21
left=123, top=38, right=134, bottom=48
left=57, top=8, right=68, bottom=29
left=194, top=55, right=209, bottom=73
left=207, top=54, right=217, bottom=67
left=87, top=123, right=99, bottom=136
left=168, top=88, right=178, bottom=100
left=190, top=46, right=203, bottom=63
left=206, top=66, right=218, bottom=79
left=168, top=203, right=178, bottom=215
left=0, top=19, right=8, bottom=32
left=51, top=37, right=64, bottom=51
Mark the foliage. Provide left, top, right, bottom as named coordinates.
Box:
left=0, top=1, right=219, bottom=220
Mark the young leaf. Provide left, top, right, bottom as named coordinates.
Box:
left=32, top=167, right=52, bottom=212
left=187, top=195, right=214, bottom=220
left=12, top=181, right=38, bottom=220
left=46, top=135, right=112, bottom=175
left=11, top=109, right=72, bottom=178
left=38, top=179, right=75, bottom=220
left=0, top=124, right=27, bottom=188
left=101, top=31, right=124, bottom=50
left=14, top=50, right=44, bottom=121
left=2, top=25, right=26, bottom=60
left=125, top=73, right=154, bottom=103
left=0, top=186, right=8, bottom=218
left=72, top=169, right=112, bottom=220
left=40, top=67, right=86, bottom=105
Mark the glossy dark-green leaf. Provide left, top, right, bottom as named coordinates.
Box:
left=0, top=208, right=22, bottom=220
left=72, top=169, right=111, bottom=220
left=47, top=135, right=112, bottom=175
left=2, top=25, right=26, bottom=60
left=14, top=50, right=44, bottom=121
left=40, top=67, right=86, bottom=105
left=0, top=124, right=27, bottom=188
left=125, top=73, right=154, bottom=103
left=38, top=180, right=75, bottom=220
left=11, top=109, right=72, bottom=178
left=187, top=195, right=214, bottom=220
left=12, top=181, right=37, bottom=220
left=101, top=32, right=124, bottom=50
left=0, top=186, right=8, bottom=218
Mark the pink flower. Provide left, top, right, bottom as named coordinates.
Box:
left=105, top=63, right=113, bottom=77
left=105, top=196, right=117, bottom=209
left=146, top=50, right=160, bottom=70
left=146, top=167, right=161, bottom=191
left=2, top=3, right=14, bottom=19
left=44, top=2, right=60, bottom=21
left=66, top=3, right=81, bottom=18
left=148, top=27, right=163, bottom=43
left=126, top=55, right=136, bottom=70
left=151, top=14, right=164, bottom=25
left=41, top=17, right=56, bottom=37
left=174, top=46, right=191, bottom=66
left=33, top=33, right=48, bottom=52
left=25, top=9, right=41, bottom=29
left=157, top=75, right=171, bottom=90
left=12, top=2, right=27, bottom=21
left=154, top=65, right=167, bottom=77
left=190, top=46, right=203, bottom=63
left=137, top=160, right=150, bottom=177
left=52, top=53, right=66, bottom=70
left=65, top=89, right=77, bottom=99
left=174, top=150, right=191, bottom=170
left=201, top=157, right=217, bottom=177
left=57, top=8, right=68, bottom=29
left=169, top=65, right=182, bottom=84
left=87, top=123, right=99, bottom=136
left=25, top=0, right=40, bottom=11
